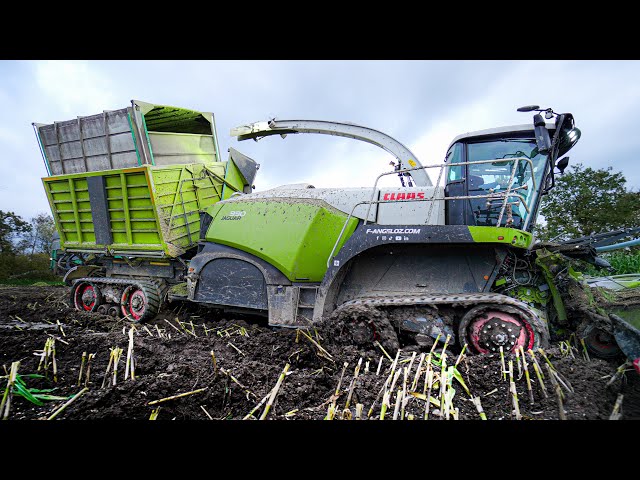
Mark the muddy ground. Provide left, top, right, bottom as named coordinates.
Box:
left=1, top=285, right=639, bottom=421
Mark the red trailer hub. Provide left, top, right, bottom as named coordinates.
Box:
left=72, top=282, right=101, bottom=313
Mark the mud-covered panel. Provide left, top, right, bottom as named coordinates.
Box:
left=194, top=258, right=267, bottom=310
left=335, top=244, right=499, bottom=304
left=190, top=242, right=291, bottom=286
left=108, top=261, right=176, bottom=279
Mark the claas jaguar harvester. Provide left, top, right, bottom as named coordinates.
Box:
left=36, top=100, right=640, bottom=366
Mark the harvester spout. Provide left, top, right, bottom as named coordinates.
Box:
left=230, top=119, right=432, bottom=187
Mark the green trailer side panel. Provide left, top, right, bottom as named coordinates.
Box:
left=43, top=162, right=231, bottom=257
left=105, top=170, right=161, bottom=247
left=151, top=163, right=228, bottom=251
left=204, top=199, right=359, bottom=282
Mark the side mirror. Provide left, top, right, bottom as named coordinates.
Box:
left=556, top=157, right=570, bottom=174
left=533, top=114, right=551, bottom=154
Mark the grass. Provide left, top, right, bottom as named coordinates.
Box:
left=0, top=279, right=64, bottom=286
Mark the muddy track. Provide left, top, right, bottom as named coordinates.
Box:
left=0, top=285, right=638, bottom=420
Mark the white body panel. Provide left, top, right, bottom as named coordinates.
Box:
left=377, top=187, right=445, bottom=225
left=235, top=185, right=445, bottom=225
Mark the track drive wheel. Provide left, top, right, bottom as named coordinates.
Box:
left=459, top=305, right=546, bottom=354
left=71, top=281, right=103, bottom=313
left=120, top=282, right=161, bottom=323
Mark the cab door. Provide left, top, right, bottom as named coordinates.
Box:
left=444, top=142, right=471, bottom=225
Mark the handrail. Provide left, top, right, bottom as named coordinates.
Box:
left=328, top=156, right=537, bottom=267
left=363, top=157, right=536, bottom=225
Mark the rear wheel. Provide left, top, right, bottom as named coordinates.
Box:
left=72, top=282, right=102, bottom=313
left=584, top=328, right=622, bottom=359
left=120, top=282, right=160, bottom=323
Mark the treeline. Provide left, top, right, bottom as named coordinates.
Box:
left=0, top=163, right=639, bottom=284
left=0, top=211, right=60, bottom=283
left=536, top=163, right=640, bottom=275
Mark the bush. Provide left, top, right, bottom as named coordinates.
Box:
left=606, top=250, right=640, bottom=274
left=0, top=252, right=62, bottom=284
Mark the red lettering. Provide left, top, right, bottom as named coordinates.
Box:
left=383, top=193, right=390, bottom=200
left=407, top=193, right=416, bottom=200
left=390, top=193, right=396, bottom=200
left=417, top=192, right=425, bottom=199
left=397, top=193, right=406, bottom=200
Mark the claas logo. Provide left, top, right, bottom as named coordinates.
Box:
left=382, top=192, right=425, bottom=201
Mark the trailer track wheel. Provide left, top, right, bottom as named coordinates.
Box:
left=71, top=281, right=103, bottom=313
left=120, top=282, right=160, bottom=323
left=459, top=305, right=542, bottom=354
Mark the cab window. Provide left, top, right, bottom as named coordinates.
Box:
left=445, top=142, right=464, bottom=182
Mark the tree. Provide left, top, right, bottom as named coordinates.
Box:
left=17, top=213, right=56, bottom=255
left=537, top=163, right=640, bottom=241
left=0, top=211, right=31, bottom=255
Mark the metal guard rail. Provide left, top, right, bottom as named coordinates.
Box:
left=328, top=156, right=536, bottom=267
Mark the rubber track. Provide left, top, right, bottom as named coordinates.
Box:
left=337, top=292, right=548, bottom=348
left=73, top=277, right=162, bottom=323
left=339, top=292, right=536, bottom=311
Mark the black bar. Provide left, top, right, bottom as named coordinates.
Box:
left=87, top=176, right=113, bottom=245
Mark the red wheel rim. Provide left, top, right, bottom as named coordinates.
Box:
left=74, top=283, right=97, bottom=311
left=467, top=310, right=534, bottom=354
left=121, top=287, right=146, bottom=321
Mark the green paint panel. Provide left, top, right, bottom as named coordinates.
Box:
left=468, top=226, right=532, bottom=248
left=204, top=199, right=358, bottom=282
left=221, top=159, right=244, bottom=200
left=43, top=162, right=237, bottom=257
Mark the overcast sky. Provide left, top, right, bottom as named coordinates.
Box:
left=1, top=60, right=639, bottom=221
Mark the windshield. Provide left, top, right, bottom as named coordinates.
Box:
left=467, top=139, right=547, bottom=229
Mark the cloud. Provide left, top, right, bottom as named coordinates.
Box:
left=34, top=61, right=119, bottom=117
left=1, top=60, right=639, bottom=225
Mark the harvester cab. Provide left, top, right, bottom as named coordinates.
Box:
left=443, top=105, right=580, bottom=231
